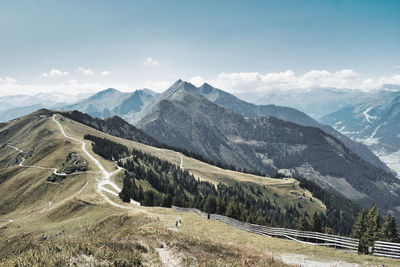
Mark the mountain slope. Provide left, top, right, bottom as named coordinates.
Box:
left=0, top=110, right=294, bottom=265
left=137, top=80, right=400, bottom=219
left=198, top=83, right=391, bottom=173
left=1, top=110, right=397, bottom=266
left=321, top=85, right=400, bottom=176
left=59, top=110, right=160, bottom=147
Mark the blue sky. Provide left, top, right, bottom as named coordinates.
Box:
left=0, top=0, right=399, bottom=96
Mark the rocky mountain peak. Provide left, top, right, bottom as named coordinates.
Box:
left=198, top=82, right=215, bottom=94
left=161, top=79, right=202, bottom=100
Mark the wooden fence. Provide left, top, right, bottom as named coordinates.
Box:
left=373, top=241, right=400, bottom=259
left=172, top=206, right=359, bottom=252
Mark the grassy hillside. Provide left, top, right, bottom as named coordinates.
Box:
left=59, top=111, right=326, bottom=215
left=0, top=110, right=397, bottom=266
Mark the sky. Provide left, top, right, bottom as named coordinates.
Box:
left=0, top=0, right=399, bottom=97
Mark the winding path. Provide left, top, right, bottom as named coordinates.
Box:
left=7, top=144, right=69, bottom=176
left=52, top=114, right=139, bottom=208
left=177, top=152, right=184, bottom=170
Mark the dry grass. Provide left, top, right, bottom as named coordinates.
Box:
left=1, top=213, right=293, bottom=266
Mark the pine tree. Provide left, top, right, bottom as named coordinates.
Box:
left=311, top=211, right=323, bottom=233
left=379, top=211, right=399, bottom=242
left=350, top=209, right=366, bottom=239
left=204, top=195, right=217, bottom=214
left=298, top=212, right=310, bottom=231
left=351, top=209, right=368, bottom=253
left=364, top=203, right=380, bottom=249
left=351, top=204, right=382, bottom=254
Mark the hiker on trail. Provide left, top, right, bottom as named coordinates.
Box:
left=176, top=221, right=178, bottom=227
left=179, top=219, right=181, bottom=224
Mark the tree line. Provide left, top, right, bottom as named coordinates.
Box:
left=118, top=149, right=303, bottom=229
left=62, top=111, right=268, bottom=177
left=85, top=133, right=400, bottom=242
left=351, top=203, right=399, bottom=253
left=84, top=134, right=129, bottom=161
left=298, top=178, right=362, bottom=235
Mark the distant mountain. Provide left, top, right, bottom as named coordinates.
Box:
left=0, top=92, right=90, bottom=122
left=61, top=88, right=132, bottom=118
left=114, top=89, right=159, bottom=124
left=60, top=88, right=159, bottom=124
left=255, top=87, right=367, bottom=119
left=0, top=104, right=43, bottom=122
left=0, top=92, right=88, bottom=109
left=137, top=80, right=400, bottom=218
left=321, top=85, right=400, bottom=176
left=197, top=83, right=392, bottom=173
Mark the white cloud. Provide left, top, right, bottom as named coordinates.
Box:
left=100, top=71, right=110, bottom=76
left=144, top=57, right=159, bottom=66
left=2, top=69, right=400, bottom=98
left=76, top=67, right=94, bottom=75
left=136, top=80, right=171, bottom=93
left=194, top=69, right=390, bottom=95
left=189, top=76, right=205, bottom=87
left=0, top=77, right=17, bottom=84
left=42, top=69, right=69, bottom=78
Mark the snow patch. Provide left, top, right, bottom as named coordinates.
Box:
left=362, top=106, right=377, bottom=123
left=375, top=150, right=400, bottom=178
left=359, top=124, right=383, bottom=146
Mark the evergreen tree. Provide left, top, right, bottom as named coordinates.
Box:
left=350, top=209, right=366, bottom=239
left=379, top=211, right=399, bottom=242
left=204, top=195, right=217, bottom=214
left=351, top=209, right=368, bottom=253
left=351, top=204, right=383, bottom=254
left=364, top=203, right=380, bottom=249
left=298, top=213, right=310, bottom=231
left=311, top=211, right=323, bottom=233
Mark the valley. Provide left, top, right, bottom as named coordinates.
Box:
left=320, top=86, right=400, bottom=177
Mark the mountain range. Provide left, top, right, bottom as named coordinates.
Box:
left=135, top=80, right=400, bottom=218
left=11, top=81, right=382, bottom=174
left=0, top=108, right=369, bottom=265
left=1, top=80, right=400, bottom=217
